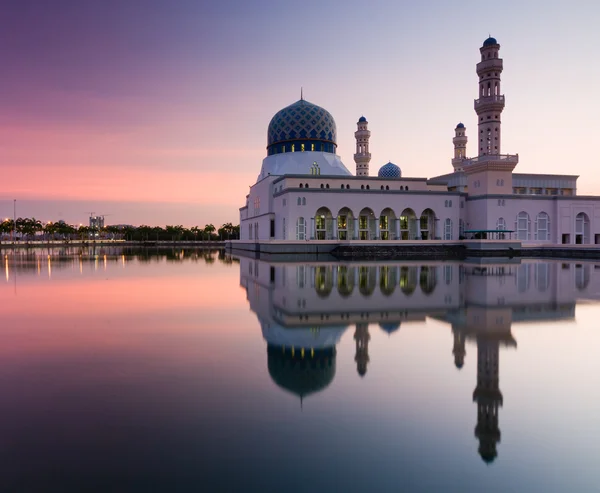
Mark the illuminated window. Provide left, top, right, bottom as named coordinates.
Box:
left=311, top=143, right=315, bottom=151
left=291, top=144, right=295, bottom=152
left=301, top=144, right=305, bottom=152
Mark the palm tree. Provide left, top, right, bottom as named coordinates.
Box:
left=204, top=224, right=216, bottom=241
left=190, top=226, right=201, bottom=242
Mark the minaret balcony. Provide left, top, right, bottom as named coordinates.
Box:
left=466, top=154, right=518, bottom=165
left=476, top=58, right=503, bottom=73
left=474, top=95, right=505, bottom=111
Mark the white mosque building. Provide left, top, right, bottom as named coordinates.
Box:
left=239, top=37, right=600, bottom=246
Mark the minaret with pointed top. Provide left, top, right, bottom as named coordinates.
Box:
left=475, top=37, right=504, bottom=156
left=464, top=36, right=518, bottom=200
left=354, top=116, right=371, bottom=176
left=354, top=323, right=370, bottom=376
left=452, top=123, right=468, bottom=172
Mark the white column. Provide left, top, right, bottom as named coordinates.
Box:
left=354, top=218, right=359, bottom=240
left=374, top=219, right=380, bottom=240
left=310, top=217, right=315, bottom=240
left=333, top=217, right=338, bottom=240
left=416, top=218, right=421, bottom=240
left=394, top=218, right=400, bottom=240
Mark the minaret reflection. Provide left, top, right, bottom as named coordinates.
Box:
left=354, top=323, right=370, bottom=376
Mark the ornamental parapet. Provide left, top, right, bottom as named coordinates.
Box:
left=462, top=154, right=519, bottom=174
left=474, top=95, right=505, bottom=110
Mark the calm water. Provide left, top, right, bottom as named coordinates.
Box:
left=1, top=247, right=600, bottom=492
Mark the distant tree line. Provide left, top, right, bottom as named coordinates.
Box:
left=0, top=218, right=240, bottom=242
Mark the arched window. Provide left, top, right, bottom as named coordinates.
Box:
left=444, top=218, right=453, bottom=240
left=516, top=212, right=530, bottom=240
left=304, top=183, right=309, bottom=188
left=282, top=218, right=286, bottom=240
left=535, top=212, right=550, bottom=241
left=296, top=217, right=306, bottom=240
left=297, top=197, right=301, bottom=206
left=341, top=184, right=344, bottom=189
left=302, top=197, right=306, bottom=206
left=459, top=219, right=465, bottom=238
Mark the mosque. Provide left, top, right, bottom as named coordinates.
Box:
left=239, top=37, right=600, bottom=246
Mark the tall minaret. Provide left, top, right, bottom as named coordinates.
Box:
left=464, top=36, right=517, bottom=201
left=452, top=122, right=468, bottom=172
left=354, top=116, right=371, bottom=176
left=475, top=37, right=504, bottom=156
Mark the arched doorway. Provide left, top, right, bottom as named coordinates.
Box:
left=575, top=212, right=590, bottom=244
left=315, top=265, right=333, bottom=298
left=400, top=266, right=418, bottom=295
left=399, top=208, right=417, bottom=240
left=358, top=266, right=377, bottom=296
left=419, top=208, right=436, bottom=240
left=358, top=208, right=376, bottom=240
left=336, top=207, right=355, bottom=241
left=420, top=266, right=437, bottom=295
left=315, top=207, right=333, bottom=240
left=379, top=265, right=397, bottom=296
left=337, top=265, right=355, bottom=297
left=379, top=208, right=397, bottom=240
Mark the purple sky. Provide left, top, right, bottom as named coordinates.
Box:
left=2, top=0, right=599, bottom=227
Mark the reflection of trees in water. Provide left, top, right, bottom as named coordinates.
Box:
left=1, top=247, right=233, bottom=275
left=337, top=266, right=354, bottom=297
left=420, top=266, right=437, bottom=295
left=315, top=266, right=333, bottom=298
left=358, top=266, right=377, bottom=297
left=400, top=266, right=418, bottom=295
left=379, top=266, right=397, bottom=296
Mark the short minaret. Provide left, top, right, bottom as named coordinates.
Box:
left=475, top=37, right=504, bottom=156
left=452, top=123, right=468, bottom=172
left=354, top=116, right=371, bottom=176
left=354, top=323, right=370, bottom=377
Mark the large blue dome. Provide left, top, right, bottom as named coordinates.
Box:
left=267, top=99, right=337, bottom=155
left=483, top=36, right=498, bottom=47
left=378, top=161, right=401, bottom=178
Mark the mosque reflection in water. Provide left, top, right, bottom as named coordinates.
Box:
left=240, top=257, right=600, bottom=464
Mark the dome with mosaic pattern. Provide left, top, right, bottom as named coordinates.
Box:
left=378, top=161, right=401, bottom=178
left=267, top=99, right=337, bottom=156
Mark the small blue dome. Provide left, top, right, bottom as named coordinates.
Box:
left=379, top=322, right=400, bottom=334
left=378, top=161, right=401, bottom=179
left=483, top=36, right=498, bottom=47
left=456, top=122, right=465, bottom=128
left=358, top=116, right=367, bottom=123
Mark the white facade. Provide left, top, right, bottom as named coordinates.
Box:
left=240, top=37, right=600, bottom=246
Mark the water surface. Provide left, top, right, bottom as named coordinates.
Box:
left=1, top=247, right=599, bottom=492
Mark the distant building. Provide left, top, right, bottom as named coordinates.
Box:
left=240, top=37, right=598, bottom=245
left=89, top=216, right=104, bottom=230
